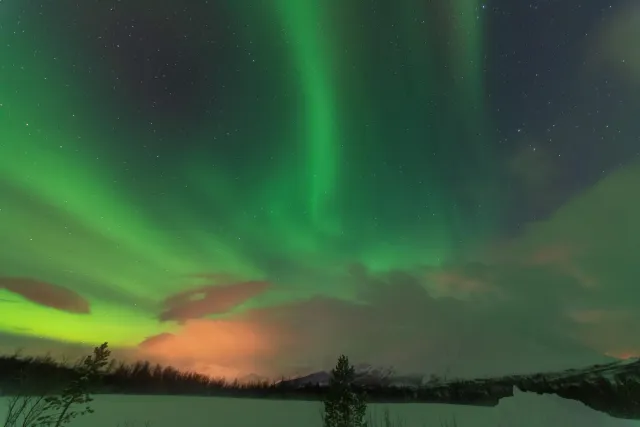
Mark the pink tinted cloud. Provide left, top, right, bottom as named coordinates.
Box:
left=426, top=268, right=498, bottom=298
left=565, top=307, right=640, bottom=357
left=0, top=277, right=90, bottom=314
left=527, top=244, right=599, bottom=289
left=159, top=280, right=270, bottom=322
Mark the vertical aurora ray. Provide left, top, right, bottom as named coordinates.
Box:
left=446, top=0, right=500, bottom=241
left=272, top=0, right=341, bottom=231
left=0, top=0, right=505, bottom=350
left=0, top=0, right=634, bottom=375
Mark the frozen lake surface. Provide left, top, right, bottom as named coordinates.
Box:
left=0, top=388, right=637, bottom=427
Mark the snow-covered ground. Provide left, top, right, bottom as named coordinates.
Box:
left=0, top=388, right=637, bottom=427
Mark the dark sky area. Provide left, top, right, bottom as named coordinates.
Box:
left=0, top=0, right=638, bottom=379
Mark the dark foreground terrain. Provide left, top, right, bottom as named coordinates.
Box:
left=279, top=358, right=640, bottom=419
left=0, top=353, right=638, bottom=419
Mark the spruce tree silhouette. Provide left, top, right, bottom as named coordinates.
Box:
left=322, top=355, right=367, bottom=427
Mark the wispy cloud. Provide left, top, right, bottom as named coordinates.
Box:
left=0, top=277, right=90, bottom=314
left=159, top=280, right=270, bottom=322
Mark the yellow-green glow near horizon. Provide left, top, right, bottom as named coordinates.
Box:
left=0, top=0, right=497, bottom=348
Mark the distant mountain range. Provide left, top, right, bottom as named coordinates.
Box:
left=276, top=357, right=640, bottom=419
left=279, top=364, right=398, bottom=387
left=279, top=357, right=640, bottom=390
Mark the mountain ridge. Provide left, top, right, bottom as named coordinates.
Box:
left=277, top=357, right=640, bottom=419
left=279, top=357, right=640, bottom=389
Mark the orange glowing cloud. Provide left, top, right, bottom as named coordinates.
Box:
left=137, top=318, right=276, bottom=378
left=607, top=351, right=640, bottom=360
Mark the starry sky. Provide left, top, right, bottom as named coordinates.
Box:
left=1, top=0, right=639, bottom=380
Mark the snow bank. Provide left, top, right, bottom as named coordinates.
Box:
left=0, top=388, right=636, bottom=427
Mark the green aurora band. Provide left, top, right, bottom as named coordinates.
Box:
left=0, top=0, right=498, bottom=347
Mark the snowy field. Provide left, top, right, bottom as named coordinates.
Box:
left=0, top=388, right=637, bottom=427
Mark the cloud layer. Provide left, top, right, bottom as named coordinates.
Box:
left=133, top=159, right=640, bottom=379
left=1, top=159, right=638, bottom=380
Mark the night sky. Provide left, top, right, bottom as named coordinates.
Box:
left=1, top=0, right=639, bottom=380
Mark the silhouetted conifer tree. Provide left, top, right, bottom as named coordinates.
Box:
left=322, top=355, right=367, bottom=427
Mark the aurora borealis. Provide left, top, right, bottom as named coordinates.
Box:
left=1, top=0, right=639, bottom=379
